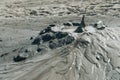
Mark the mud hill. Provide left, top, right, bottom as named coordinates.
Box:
left=0, top=0, right=120, bottom=80
left=0, top=15, right=120, bottom=80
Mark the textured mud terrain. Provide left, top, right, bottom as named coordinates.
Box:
left=0, top=0, right=120, bottom=80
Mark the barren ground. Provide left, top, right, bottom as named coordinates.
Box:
left=0, top=0, right=120, bottom=80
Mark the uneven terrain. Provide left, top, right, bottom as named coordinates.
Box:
left=0, top=0, right=120, bottom=80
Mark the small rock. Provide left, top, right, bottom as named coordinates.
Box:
left=58, top=36, right=74, bottom=46
left=65, top=36, right=75, bottom=45
left=94, top=21, right=106, bottom=30
left=49, top=24, right=56, bottom=27
left=42, top=33, right=55, bottom=42
left=55, top=32, right=68, bottom=39
left=49, top=40, right=58, bottom=49
left=30, top=37, right=33, bottom=40
left=39, top=26, right=52, bottom=35
left=24, top=49, right=29, bottom=53
left=63, top=22, right=72, bottom=26
left=37, top=48, right=42, bottom=52
left=32, top=36, right=41, bottom=45
left=13, top=54, right=26, bottom=62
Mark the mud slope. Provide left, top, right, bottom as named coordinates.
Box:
left=0, top=27, right=120, bottom=80
left=0, top=0, right=120, bottom=80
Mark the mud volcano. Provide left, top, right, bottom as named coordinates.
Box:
left=0, top=16, right=120, bottom=80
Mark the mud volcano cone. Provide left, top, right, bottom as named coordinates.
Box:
left=12, top=25, right=120, bottom=80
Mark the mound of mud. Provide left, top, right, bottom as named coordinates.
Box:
left=14, top=28, right=120, bottom=80
left=0, top=16, right=120, bottom=80
left=2, top=27, right=120, bottom=80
